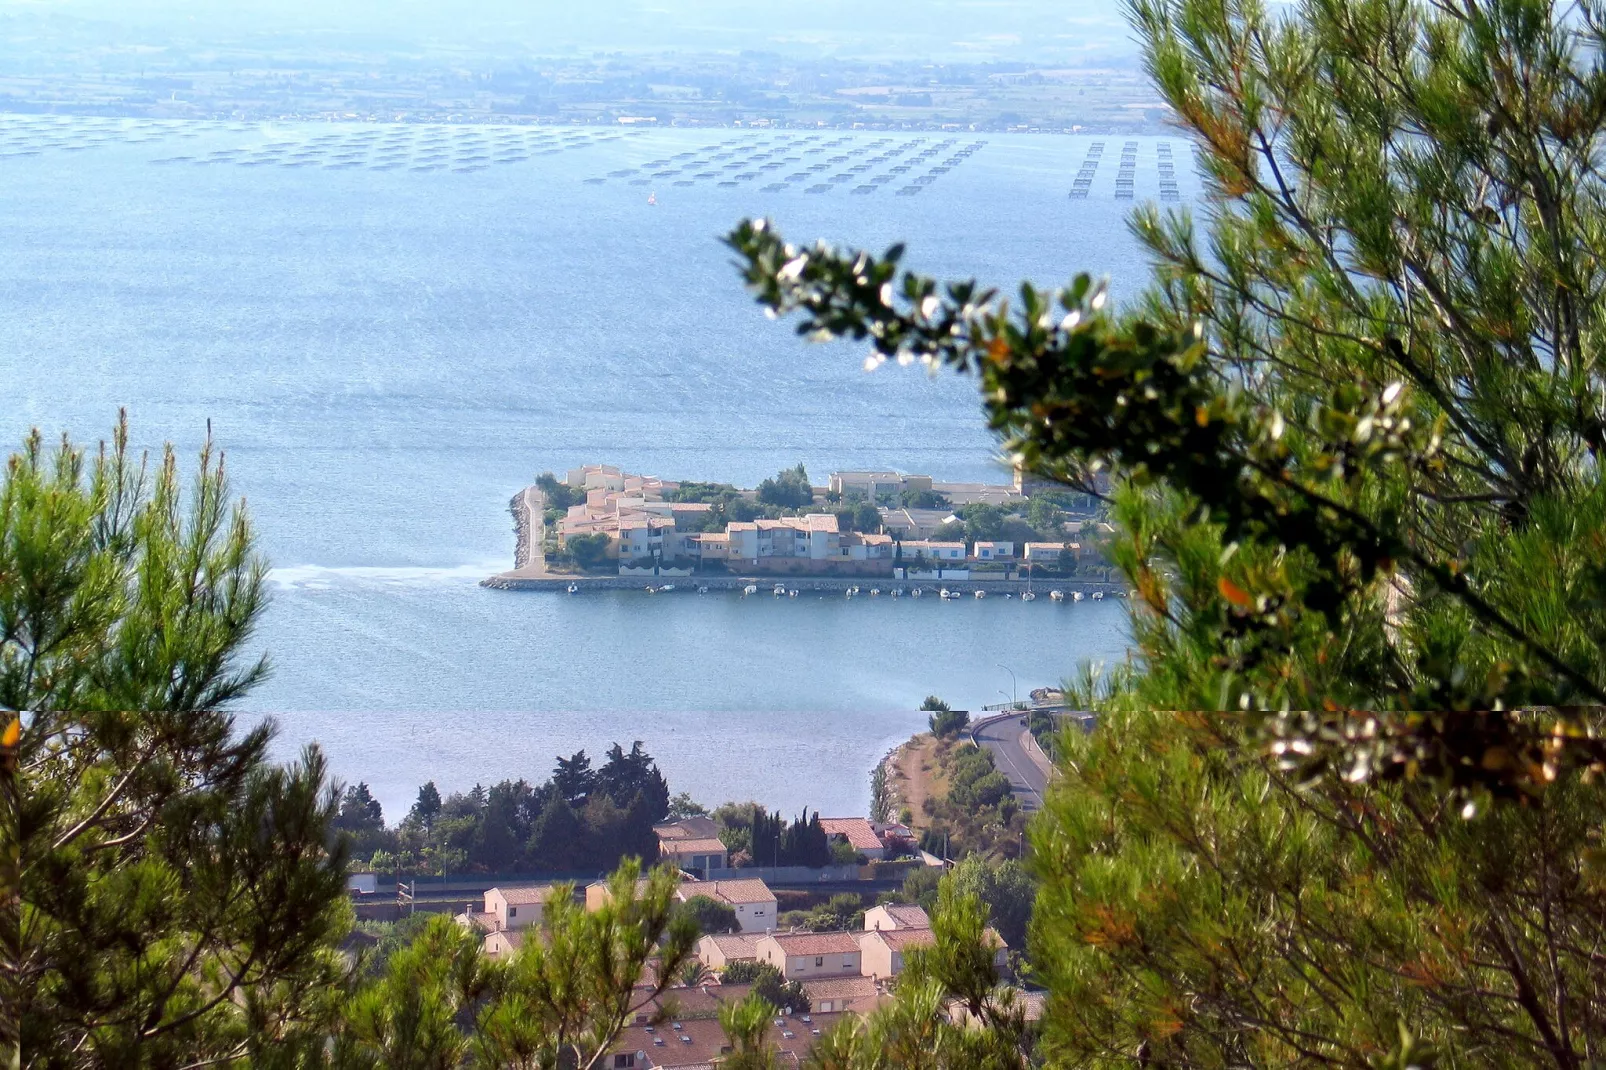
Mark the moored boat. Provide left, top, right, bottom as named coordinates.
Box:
left=1049, top=590, right=1065, bottom=602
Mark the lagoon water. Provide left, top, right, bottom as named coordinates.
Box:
left=0, top=116, right=1180, bottom=817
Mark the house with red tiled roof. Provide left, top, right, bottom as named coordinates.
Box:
left=818, top=817, right=888, bottom=860
left=606, top=1010, right=852, bottom=1068
left=483, top=884, right=556, bottom=931
left=859, top=927, right=936, bottom=981
left=697, top=932, right=764, bottom=972
left=697, top=879, right=777, bottom=932
left=756, top=931, right=863, bottom=980
left=863, top=903, right=930, bottom=932
left=800, top=975, right=885, bottom=1015
left=654, top=818, right=728, bottom=878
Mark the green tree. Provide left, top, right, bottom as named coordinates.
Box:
left=958, top=503, right=1004, bottom=543
left=339, top=860, right=696, bottom=1069
left=667, top=792, right=708, bottom=820
left=2, top=421, right=351, bottom=1064
left=534, top=471, right=582, bottom=509
left=1025, top=497, right=1063, bottom=537
left=945, top=856, right=1032, bottom=953
left=676, top=894, right=739, bottom=936
left=756, top=464, right=813, bottom=508
left=407, top=781, right=443, bottom=829
left=922, top=696, right=968, bottom=739
left=725, top=0, right=1606, bottom=1058
left=564, top=532, right=611, bottom=570
left=853, top=500, right=882, bottom=534
left=717, top=993, right=779, bottom=1070
left=868, top=763, right=893, bottom=824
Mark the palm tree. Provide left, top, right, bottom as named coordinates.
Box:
left=678, top=959, right=716, bottom=989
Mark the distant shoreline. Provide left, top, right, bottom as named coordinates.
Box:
left=482, top=573, right=1124, bottom=595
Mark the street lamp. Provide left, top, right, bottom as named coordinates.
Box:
left=997, top=663, right=1017, bottom=708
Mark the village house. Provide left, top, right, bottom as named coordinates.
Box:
left=696, top=931, right=765, bottom=971
left=818, top=817, right=889, bottom=860
left=863, top=903, right=931, bottom=932
left=859, top=927, right=935, bottom=981
left=898, top=539, right=967, bottom=563
left=585, top=874, right=695, bottom=913
left=756, top=931, right=863, bottom=980
left=801, top=975, right=885, bottom=1015
left=654, top=816, right=728, bottom=878
left=829, top=470, right=935, bottom=500
left=696, top=879, right=778, bottom=932
left=606, top=1010, right=852, bottom=1068
left=878, top=507, right=953, bottom=540
left=971, top=540, right=1015, bottom=561
left=483, top=884, right=555, bottom=931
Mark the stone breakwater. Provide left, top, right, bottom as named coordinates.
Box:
left=509, top=492, right=530, bottom=571
left=481, top=573, right=1126, bottom=595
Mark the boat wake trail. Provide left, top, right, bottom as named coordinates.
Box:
left=267, top=562, right=500, bottom=590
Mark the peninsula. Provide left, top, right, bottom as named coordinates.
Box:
left=484, top=462, right=1119, bottom=594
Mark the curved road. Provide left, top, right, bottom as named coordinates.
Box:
left=971, top=713, right=1055, bottom=813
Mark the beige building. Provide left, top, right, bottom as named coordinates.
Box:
left=819, top=817, right=888, bottom=860
left=859, top=927, right=936, bottom=981
left=829, top=471, right=935, bottom=500
left=655, top=816, right=728, bottom=878
left=756, top=931, right=863, bottom=980
left=697, top=879, right=778, bottom=932
left=863, top=903, right=931, bottom=932
left=483, top=884, right=555, bottom=931
left=697, top=931, right=765, bottom=971
left=482, top=929, right=526, bottom=958
left=801, top=975, right=885, bottom=1015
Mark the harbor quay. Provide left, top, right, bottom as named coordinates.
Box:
left=481, top=573, right=1125, bottom=595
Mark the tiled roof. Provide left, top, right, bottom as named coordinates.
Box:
left=705, top=879, right=775, bottom=906
left=701, top=932, right=764, bottom=961
left=868, top=927, right=936, bottom=951
left=655, top=817, right=719, bottom=839
left=491, top=884, right=554, bottom=906
left=869, top=904, right=930, bottom=929
left=765, top=931, right=862, bottom=956
left=818, top=817, right=883, bottom=851
left=609, top=1011, right=851, bottom=1068
left=660, top=837, right=727, bottom=856
left=801, top=975, right=878, bottom=1001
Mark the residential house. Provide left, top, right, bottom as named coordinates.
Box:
left=863, top=903, right=931, bottom=932
left=696, top=931, right=765, bottom=971
left=1022, top=541, right=1072, bottom=562
left=756, top=931, right=863, bottom=980
left=929, top=480, right=1022, bottom=507
left=606, top=1011, right=852, bottom=1068
left=861, top=926, right=1009, bottom=982
left=801, top=976, right=885, bottom=1015
left=483, top=884, right=555, bottom=931
left=483, top=929, right=525, bottom=958
left=585, top=875, right=696, bottom=914
left=697, top=879, right=778, bottom=932
left=899, top=540, right=967, bottom=563
left=859, top=927, right=935, bottom=981
left=655, top=816, right=728, bottom=878
left=879, top=507, right=952, bottom=540
left=819, top=817, right=887, bottom=861
left=971, top=540, right=1015, bottom=561
left=829, top=471, right=933, bottom=499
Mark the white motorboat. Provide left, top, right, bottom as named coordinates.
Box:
left=1049, top=590, right=1065, bottom=602
left=891, top=588, right=903, bottom=597
left=1072, top=590, right=1084, bottom=602
left=869, top=588, right=880, bottom=596
left=645, top=585, right=658, bottom=593
left=774, top=584, right=786, bottom=596
left=658, top=584, right=675, bottom=592
left=910, top=587, right=924, bottom=598
left=743, top=584, right=758, bottom=596
left=974, top=590, right=986, bottom=599
left=1091, top=591, right=1104, bottom=600
left=1021, top=591, right=1036, bottom=602
left=939, top=588, right=953, bottom=600
left=788, top=589, right=798, bottom=598
left=567, top=583, right=579, bottom=594
left=697, top=585, right=709, bottom=594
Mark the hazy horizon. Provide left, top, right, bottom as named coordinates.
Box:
left=0, top=0, right=1139, bottom=63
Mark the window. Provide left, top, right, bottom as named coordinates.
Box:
left=614, top=1055, right=635, bottom=1068
left=509, top=906, right=517, bottom=918
left=815, top=956, right=823, bottom=967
